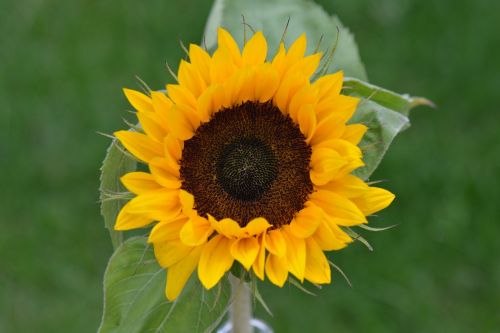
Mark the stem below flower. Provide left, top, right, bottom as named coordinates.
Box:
left=229, top=274, right=252, bottom=333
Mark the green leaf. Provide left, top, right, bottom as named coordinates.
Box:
left=204, top=0, right=367, bottom=80
left=98, top=237, right=231, bottom=333
left=344, top=77, right=434, bottom=116
left=99, top=138, right=137, bottom=249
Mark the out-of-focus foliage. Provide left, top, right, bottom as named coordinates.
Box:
left=1, top=0, right=499, bottom=332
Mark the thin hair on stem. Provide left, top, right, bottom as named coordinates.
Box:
left=179, top=39, right=189, bottom=59
left=135, top=75, right=152, bottom=95
left=366, top=179, right=388, bottom=185
left=328, top=260, right=352, bottom=288
left=241, top=14, right=247, bottom=44
left=122, top=118, right=143, bottom=132
left=314, top=34, right=324, bottom=54
left=202, top=35, right=208, bottom=51
left=288, top=277, right=317, bottom=296
left=358, top=224, right=398, bottom=232
left=358, top=88, right=380, bottom=106
left=344, top=227, right=373, bottom=251
left=165, top=60, right=178, bottom=82
left=242, top=21, right=255, bottom=35
left=279, top=16, right=291, bottom=46
left=134, top=242, right=152, bottom=275
left=318, top=26, right=340, bottom=77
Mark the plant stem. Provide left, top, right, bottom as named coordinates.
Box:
left=229, top=274, right=252, bottom=333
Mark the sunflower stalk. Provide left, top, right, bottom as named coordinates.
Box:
left=229, top=274, right=253, bottom=333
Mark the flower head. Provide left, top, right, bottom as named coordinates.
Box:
left=113, top=28, right=395, bottom=300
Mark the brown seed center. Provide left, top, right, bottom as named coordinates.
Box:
left=180, top=101, right=313, bottom=227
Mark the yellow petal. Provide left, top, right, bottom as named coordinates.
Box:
left=282, top=228, right=306, bottom=281
left=235, top=68, right=255, bottom=104
left=165, top=104, right=197, bottom=141
left=351, top=187, right=395, bottom=216
left=271, top=42, right=286, bottom=75
left=189, top=44, right=212, bottom=85
left=178, top=60, right=206, bottom=98
left=288, top=83, right=318, bottom=123
left=318, top=174, right=368, bottom=198
left=322, top=215, right=353, bottom=245
left=150, top=91, right=173, bottom=129
left=304, top=238, right=331, bottom=284
left=123, top=88, right=154, bottom=113
left=230, top=237, right=260, bottom=270
left=332, top=94, right=360, bottom=115
left=210, top=46, right=237, bottom=83
left=316, top=94, right=359, bottom=122
left=115, top=200, right=153, bottom=230
left=286, top=33, right=307, bottom=66
left=209, top=84, right=227, bottom=112
left=209, top=215, right=243, bottom=238
left=252, top=234, right=266, bottom=280
left=242, top=31, right=267, bottom=66
left=289, top=53, right=322, bottom=79
left=179, top=189, right=194, bottom=212
left=313, top=140, right=364, bottom=179
left=114, top=130, right=163, bottom=163
left=316, top=139, right=362, bottom=159
left=120, top=172, right=161, bottom=195
left=313, top=71, right=344, bottom=100
left=196, top=85, right=218, bottom=121
left=165, top=246, right=202, bottom=300
left=154, top=240, right=192, bottom=268
left=125, top=189, right=181, bottom=221
left=148, top=217, right=187, bottom=243
left=136, top=111, right=167, bottom=143
left=223, top=68, right=247, bottom=106
left=309, top=113, right=346, bottom=146
left=177, top=103, right=202, bottom=130
left=167, top=84, right=198, bottom=110
left=341, top=124, right=368, bottom=145
left=265, top=253, right=288, bottom=287
left=198, top=235, right=235, bottom=289
left=289, top=204, right=323, bottom=238
left=297, top=104, right=317, bottom=142
left=310, top=147, right=347, bottom=186
left=180, top=215, right=213, bottom=246
left=217, top=28, right=242, bottom=66
left=164, top=134, right=183, bottom=162
left=254, top=64, right=279, bottom=102
left=274, top=73, right=307, bottom=114
left=312, top=219, right=349, bottom=251
left=242, top=217, right=272, bottom=236
left=149, top=157, right=181, bottom=189
left=309, top=190, right=367, bottom=226
left=265, top=229, right=286, bottom=257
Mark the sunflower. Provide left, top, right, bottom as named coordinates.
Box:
left=113, top=28, right=395, bottom=300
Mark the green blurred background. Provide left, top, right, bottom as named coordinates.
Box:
left=1, top=0, right=499, bottom=332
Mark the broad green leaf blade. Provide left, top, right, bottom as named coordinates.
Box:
left=98, top=237, right=231, bottom=333
left=350, top=100, right=410, bottom=180
left=204, top=0, right=367, bottom=80
left=99, top=139, right=137, bottom=249
left=344, top=77, right=434, bottom=116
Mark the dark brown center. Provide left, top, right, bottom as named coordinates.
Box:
left=179, top=101, right=313, bottom=227
left=216, top=137, right=278, bottom=201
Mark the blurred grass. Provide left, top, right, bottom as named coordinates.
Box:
left=0, top=0, right=499, bottom=332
